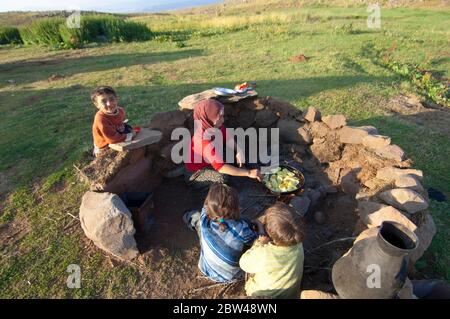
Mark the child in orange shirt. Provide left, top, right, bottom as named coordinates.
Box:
left=91, top=86, right=134, bottom=156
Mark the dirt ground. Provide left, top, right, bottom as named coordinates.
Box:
left=128, top=168, right=358, bottom=298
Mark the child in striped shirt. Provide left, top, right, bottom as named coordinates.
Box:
left=183, top=183, right=258, bottom=283
left=239, top=202, right=305, bottom=299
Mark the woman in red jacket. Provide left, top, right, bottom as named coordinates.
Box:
left=184, top=99, right=262, bottom=190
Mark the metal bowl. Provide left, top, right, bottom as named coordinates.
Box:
left=263, top=164, right=306, bottom=196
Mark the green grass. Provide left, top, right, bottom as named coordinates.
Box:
left=0, top=4, right=449, bottom=297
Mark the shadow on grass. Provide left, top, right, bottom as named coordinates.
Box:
left=0, top=74, right=398, bottom=188
left=0, top=49, right=205, bottom=88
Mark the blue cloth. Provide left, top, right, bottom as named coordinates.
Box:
left=198, top=208, right=257, bottom=282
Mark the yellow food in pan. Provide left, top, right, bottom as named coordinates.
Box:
left=263, top=167, right=300, bottom=193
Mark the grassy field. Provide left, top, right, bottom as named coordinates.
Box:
left=0, top=2, right=449, bottom=298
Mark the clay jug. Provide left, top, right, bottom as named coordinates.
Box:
left=332, top=221, right=418, bottom=299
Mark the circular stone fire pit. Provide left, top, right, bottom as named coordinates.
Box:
left=77, top=93, right=435, bottom=299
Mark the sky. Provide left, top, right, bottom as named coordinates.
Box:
left=0, top=0, right=223, bottom=13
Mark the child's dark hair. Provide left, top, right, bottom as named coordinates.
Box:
left=204, top=183, right=240, bottom=232
left=90, top=86, right=117, bottom=104
left=261, top=202, right=305, bottom=247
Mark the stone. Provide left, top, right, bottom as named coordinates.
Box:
left=303, top=107, right=321, bottom=122
left=322, top=115, right=347, bottom=130
left=357, top=201, right=387, bottom=217
left=277, top=119, right=312, bottom=144
left=305, top=188, right=322, bottom=206
left=353, top=218, right=368, bottom=236
left=254, top=109, right=278, bottom=127
left=264, top=97, right=301, bottom=118
left=300, top=290, right=340, bottom=299
left=361, top=206, right=417, bottom=232
left=376, top=166, right=423, bottom=181
left=340, top=172, right=361, bottom=195
left=310, top=140, right=342, bottom=163
left=338, top=126, right=378, bottom=144
left=237, top=108, right=256, bottom=128
left=289, top=195, right=311, bottom=218
left=147, top=110, right=187, bottom=139
left=409, top=213, right=437, bottom=265
left=314, top=211, right=326, bottom=224
left=309, top=121, right=330, bottom=139
left=109, top=129, right=162, bottom=152
left=363, top=178, right=385, bottom=190
left=394, top=174, right=425, bottom=193
left=362, top=134, right=391, bottom=150
left=178, top=89, right=258, bottom=110
left=102, top=157, right=154, bottom=194
left=79, top=191, right=139, bottom=261
left=375, top=145, right=406, bottom=162
left=379, top=188, right=428, bottom=214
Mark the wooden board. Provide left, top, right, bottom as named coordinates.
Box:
left=109, top=128, right=162, bottom=152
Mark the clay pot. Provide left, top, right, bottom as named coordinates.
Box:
left=332, top=221, right=418, bottom=299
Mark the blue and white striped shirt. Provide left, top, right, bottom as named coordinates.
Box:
left=198, top=208, right=257, bottom=282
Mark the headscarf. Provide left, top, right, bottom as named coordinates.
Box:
left=193, top=99, right=224, bottom=131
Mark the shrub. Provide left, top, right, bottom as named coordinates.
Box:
left=0, top=27, right=23, bottom=45
left=20, top=18, right=64, bottom=46
left=59, top=15, right=152, bottom=48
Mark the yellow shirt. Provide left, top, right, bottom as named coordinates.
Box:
left=239, top=241, right=304, bottom=299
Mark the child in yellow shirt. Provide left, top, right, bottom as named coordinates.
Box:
left=239, top=202, right=305, bottom=299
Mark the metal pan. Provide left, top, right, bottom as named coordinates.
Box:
left=263, top=164, right=306, bottom=196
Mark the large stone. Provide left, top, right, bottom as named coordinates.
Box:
left=289, top=195, right=311, bottom=218
left=322, top=115, right=347, bottom=130
left=277, top=119, right=312, bottom=144
left=338, top=126, right=378, bottom=144
left=375, top=145, right=406, bottom=162
left=394, top=174, right=425, bottom=193
left=300, top=290, right=340, bottom=299
left=102, top=157, right=154, bottom=194
left=361, top=206, right=417, bottom=232
left=147, top=110, right=187, bottom=140
left=410, top=213, right=437, bottom=265
left=376, top=166, right=423, bottom=181
left=379, top=188, right=428, bottom=214
left=254, top=109, right=278, bottom=127
left=264, top=97, right=301, bottom=118
left=79, top=191, right=139, bottom=261
left=357, top=200, right=387, bottom=217
left=303, top=107, right=321, bottom=122
left=362, top=134, right=391, bottom=150
left=178, top=89, right=258, bottom=110
left=237, top=108, right=256, bottom=128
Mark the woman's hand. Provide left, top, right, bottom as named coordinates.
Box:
left=248, top=169, right=262, bottom=182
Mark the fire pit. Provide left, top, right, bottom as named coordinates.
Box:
left=77, top=92, right=436, bottom=299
